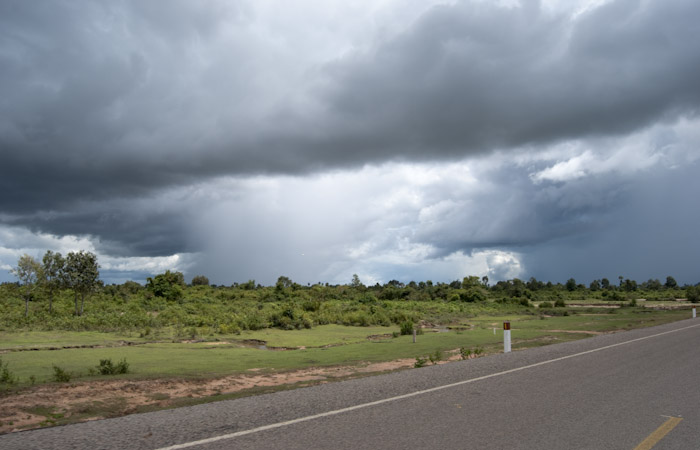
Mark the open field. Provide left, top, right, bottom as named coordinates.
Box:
left=0, top=306, right=693, bottom=433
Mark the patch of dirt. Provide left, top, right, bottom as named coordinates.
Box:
left=0, top=357, right=422, bottom=435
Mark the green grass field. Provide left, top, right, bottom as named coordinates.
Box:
left=0, top=308, right=690, bottom=385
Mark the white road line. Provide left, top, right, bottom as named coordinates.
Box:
left=154, top=322, right=700, bottom=450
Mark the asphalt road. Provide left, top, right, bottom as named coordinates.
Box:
left=2, top=318, right=699, bottom=450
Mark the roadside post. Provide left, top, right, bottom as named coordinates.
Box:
left=504, top=321, right=511, bottom=353
left=693, top=305, right=696, bottom=319
left=413, top=328, right=417, bottom=343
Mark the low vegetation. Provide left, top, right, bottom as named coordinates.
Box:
left=1, top=252, right=698, bottom=432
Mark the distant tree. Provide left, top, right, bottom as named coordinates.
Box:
left=527, top=277, right=544, bottom=291
left=146, top=270, right=185, bottom=300
left=687, top=285, right=700, bottom=303
left=622, top=279, right=637, bottom=292
left=665, top=276, right=678, bottom=289
left=350, top=274, right=364, bottom=289
left=276, top=276, right=293, bottom=291
left=565, top=278, right=577, bottom=292
left=11, top=254, right=42, bottom=317
left=481, top=276, right=489, bottom=287
left=191, top=275, right=210, bottom=286
left=239, top=280, right=256, bottom=290
left=121, top=280, right=142, bottom=295
left=601, top=278, right=611, bottom=290
left=462, top=276, right=481, bottom=290
left=642, top=279, right=662, bottom=291
left=589, top=279, right=601, bottom=291
left=41, top=250, right=64, bottom=314
left=63, top=251, right=100, bottom=316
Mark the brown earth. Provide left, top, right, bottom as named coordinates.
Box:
left=0, top=351, right=470, bottom=435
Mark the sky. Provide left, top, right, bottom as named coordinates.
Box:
left=1, top=0, right=699, bottom=286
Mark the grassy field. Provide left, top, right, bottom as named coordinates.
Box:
left=0, top=308, right=690, bottom=385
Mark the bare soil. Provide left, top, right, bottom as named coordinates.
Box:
left=1, top=355, right=449, bottom=434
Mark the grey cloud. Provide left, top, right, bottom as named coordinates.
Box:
left=2, top=0, right=700, bottom=262
left=318, top=0, right=700, bottom=157
left=521, top=161, right=700, bottom=285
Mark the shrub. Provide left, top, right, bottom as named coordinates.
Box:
left=539, top=301, right=553, bottom=308
left=460, top=346, right=484, bottom=360
left=400, top=321, right=414, bottom=336
left=191, top=275, right=210, bottom=286
left=429, top=349, right=443, bottom=365
left=97, top=358, right=130, bottom=375
left=0, top=357, right=17, bottom=385
left=554, top=299, right=566, bottom=308
left=52, top=365, right=71, bottom=382
left=414, top=356, right=428, bottom=368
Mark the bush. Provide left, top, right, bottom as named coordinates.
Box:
left=52, top=365, right=71, bottom=382
left=191, top=275, right=210, bottom=286
left=429, top=349, right=443, bottom=365
left=400, top=321, right=414, bottom=335
left=460, top=347, right=472, bottom=360
left=539, top=301, right=553, bottom=308
left=554, top=299, right=566, bottom=308
left=0, top=357, right=17, bottom=385
left=96, top=358, right=130, bottom=375
left=414, top=356, right=428, bottom=368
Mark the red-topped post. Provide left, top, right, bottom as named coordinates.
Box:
left=504, top=321, right=511, bottom=353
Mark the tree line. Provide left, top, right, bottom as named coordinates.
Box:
left=10, top=250, right=100, bottom=317
left=6, top=251, right=700, bottom=322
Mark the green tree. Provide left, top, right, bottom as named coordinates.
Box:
left=11, top=254, right=42, bottom=317
left=565, top=278, right=577, bottom=292
left=350, top=274, right=364, bottom=289
left=146, top=270, right=185, bottom=300
left=462, top=276, right=481, bottom=290
left=589, top=279, right=601, bottom=291
left=191, top=275, right=210, bottom=286
left=601, top=278, right=611, bottom=290
left=276, top=276, right=293, bottom=291
left=63, top=251, right=101, bottom=316
left=41, top=250, right=64, bottom=314
left=665, top=276, right=678, bottom=289
left=686, top=285, right=700, bottom=303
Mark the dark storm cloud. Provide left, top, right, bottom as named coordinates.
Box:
left=318, top=0, right=700, bottom=157
left=2, top=0, right=699, bottom=257
left=520, top=160, right=700, bottom=285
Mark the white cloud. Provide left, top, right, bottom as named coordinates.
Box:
left=0, top=224, right=196, bottom=283
left=530, top=116, right=700, bottom=183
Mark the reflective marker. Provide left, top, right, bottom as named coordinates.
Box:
left=504, top=321, right=511, bottom=353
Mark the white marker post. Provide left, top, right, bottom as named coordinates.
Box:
left=504, top=321, right=511, bottom=353
left=413, top=328, right=417, bottom=343
left=693, top=305, right=696, bottom=319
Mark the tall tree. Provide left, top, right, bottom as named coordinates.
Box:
left=11, top=254, right=42, bottom=317
left=41, top=250, right=64, bottom=314
left=665, top=276, right=678, bottom=289
left=350, top=274, right=364, bottom=289
left=63, top=251, right=100, bottom=316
